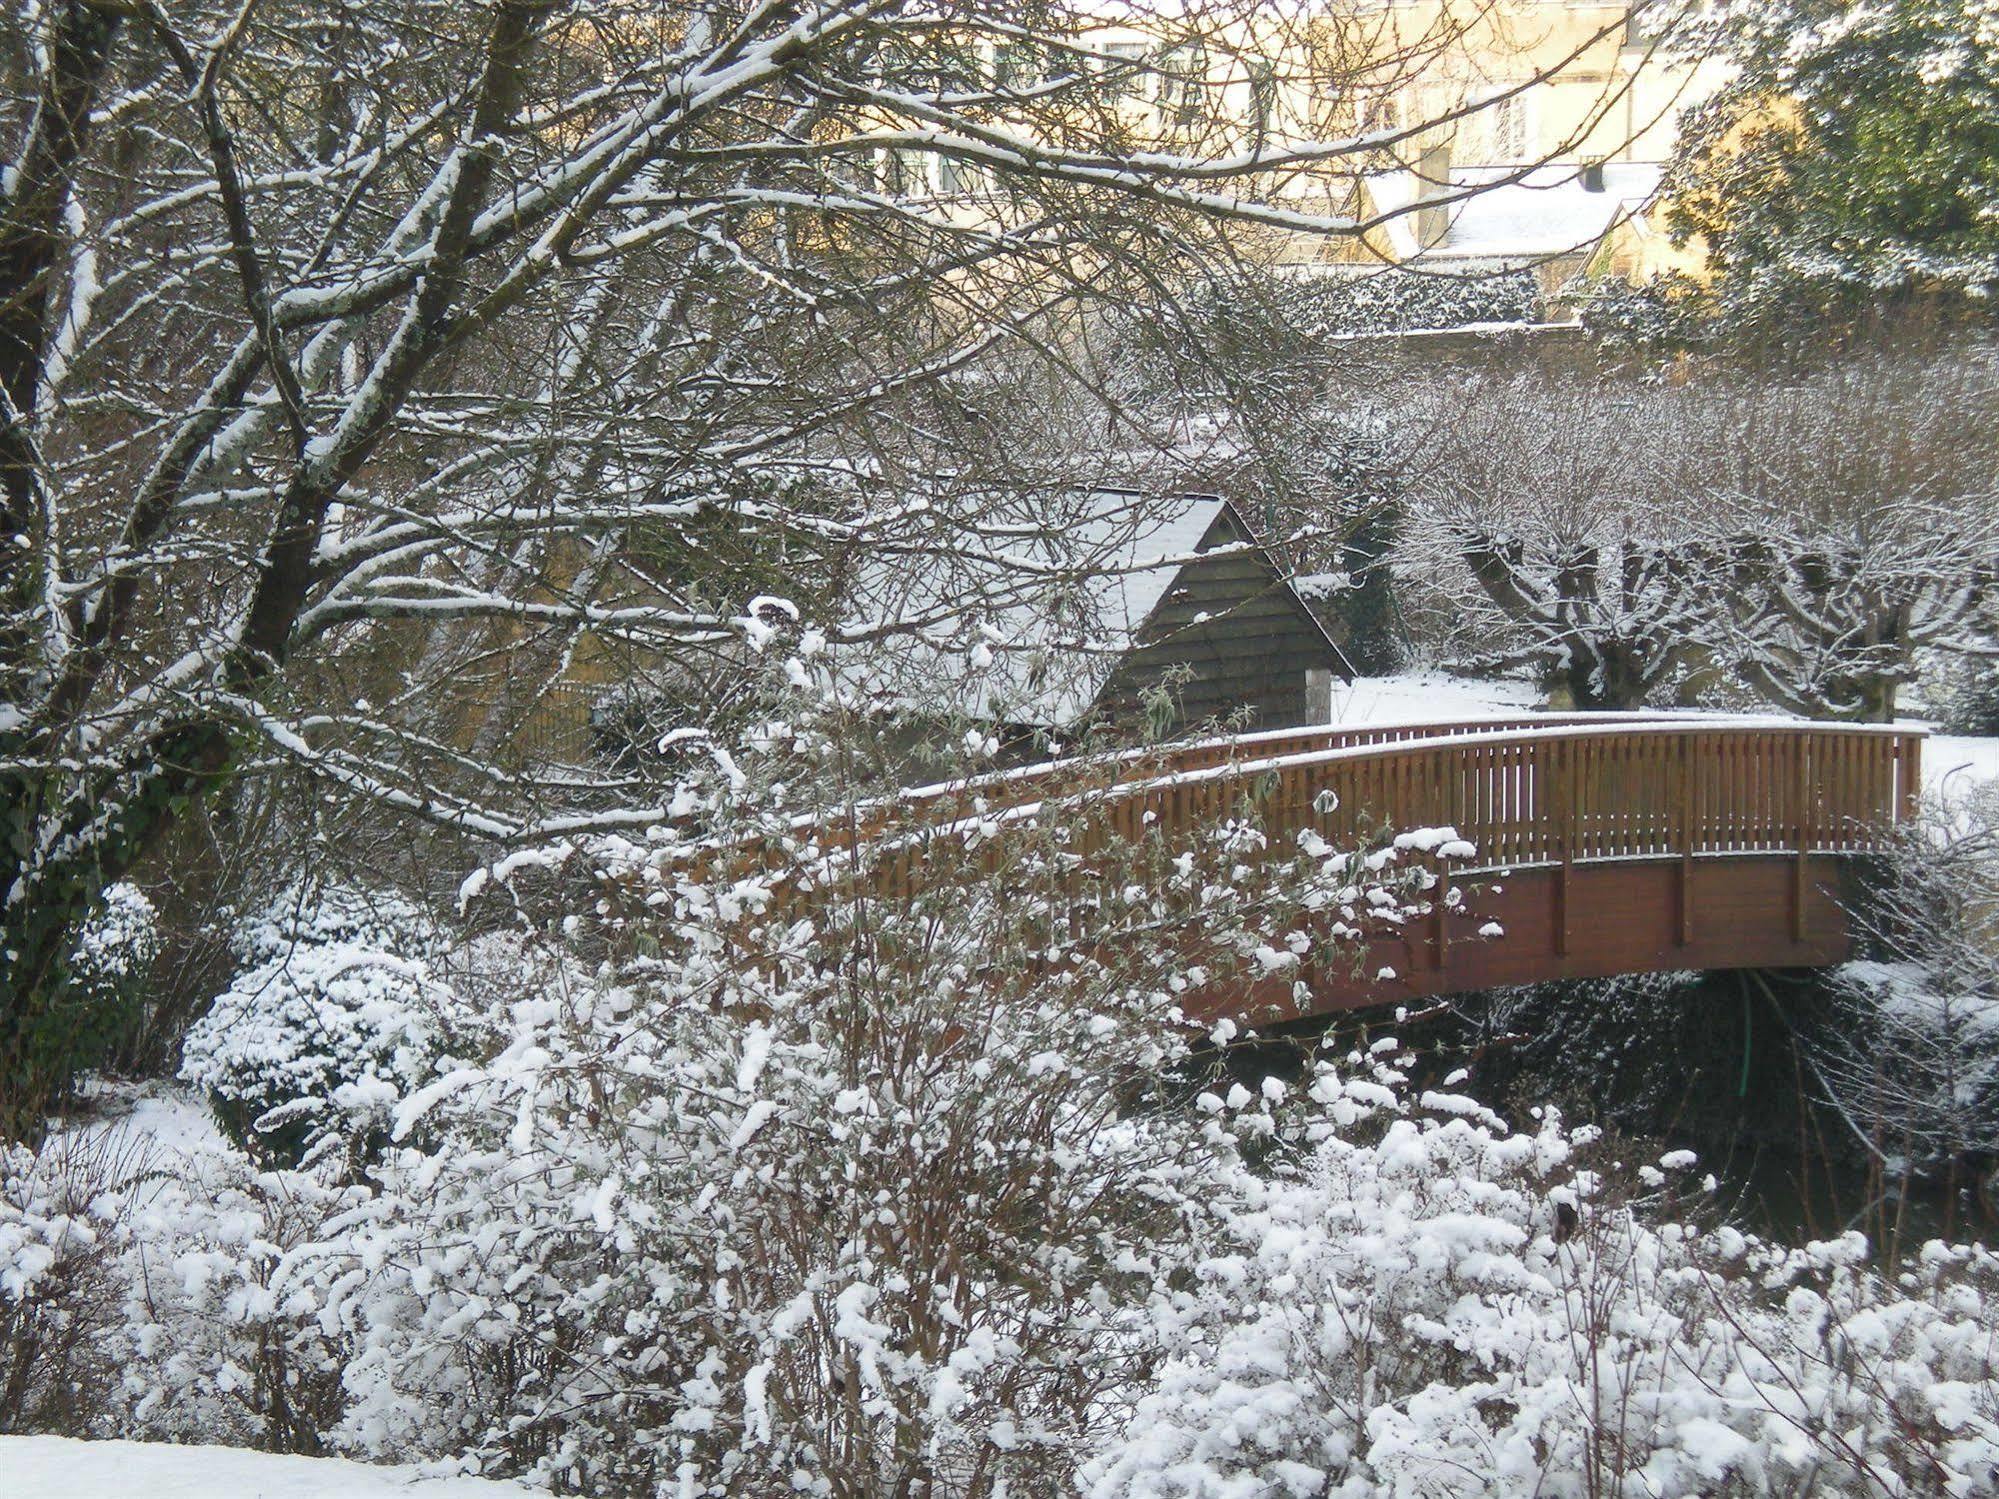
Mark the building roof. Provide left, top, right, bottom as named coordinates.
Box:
left=828, top=489, right=1331, bottom=727
left=1364, top=160, right=1663, bottom=267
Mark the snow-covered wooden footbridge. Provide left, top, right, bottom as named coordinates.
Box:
left=741, top=715, right=1926, bottom=1024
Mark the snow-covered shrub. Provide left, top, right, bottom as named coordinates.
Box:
left=1207, top=268, right=1543, bottom=344
left=227, top=882, right=439, bottom=970
left=181, top=884, right=460, bottom=1167
left=27, top=885, right=167, bottom=1104
left=17, top=833, right=1999, bottom=1493
left=1082, top=1039, right=1999, bottom=1498
left=0, top=1134, right=137, bottom=1434
left=309, top=803, right=1460, bottom=1495
left=113, top=1148, right=365, bottom=1454
left=1801, top=798, right=1999, bottom=1197
left=68, top=884, right=162, bottom=1005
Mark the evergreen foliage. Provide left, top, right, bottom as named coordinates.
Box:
left=1650, top=0, right=1999, bottom=341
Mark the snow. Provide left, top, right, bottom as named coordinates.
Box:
left=0, top=1437, right=534, bottom=1498
left=55, top=1080, right=235, bottom=1164
left=1927, top=732, right=1999, bottom=795
left=1326, top=671, right=1545, bottom=726
left=831, top=489, right=1299, bottom=726
left=1415, top=162, right=1663, bottom=266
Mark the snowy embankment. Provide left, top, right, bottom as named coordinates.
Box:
left=1928, top=731, right=1999, bottom=797
left=0, top=1436, right=533, bottom=1498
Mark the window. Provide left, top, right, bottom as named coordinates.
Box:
left=1155, top=46, right=1206, bottom=126
left=1361, top=92, right=1401, bottom=136
left=1102, top=41, right=1147, bottom=102
left=936, top=155, right=982, bottom=197
left=993, top=42, right=1036, bottom=92
left=1488, top=92, right=1529, bottom=162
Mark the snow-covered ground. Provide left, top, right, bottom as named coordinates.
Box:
left=57, top=1077, right=234, bottom=1157
left=1926, top=731, right=1999, bottom=797
left=1327, top=670, right=1544, bottom=726
left=1, top=1437, right=533, bottom=1498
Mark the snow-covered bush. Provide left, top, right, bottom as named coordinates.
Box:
left=14, top=860, right=1999, bottom=1492
left=28, top=885, right=167, bottom=1103
left=1799, top=798, right=1999, bottom=1199
left=181, top=884, right=460, bottom=1166
left=1937, top=654, right=1999, bottom=738
left=0, top=1133, right=138, bottom=1434
left=226, top=882, right=439, bottom=971
left=113, top=1148, right=365, bottom=1453
left=68, top=884, right=162, bottom=1004
left=1082, top=1039, right=1999, bottom=1498
left=22, top=751, right=1999, bottom=1492
left=309, top=803, right=1460, bottom=1494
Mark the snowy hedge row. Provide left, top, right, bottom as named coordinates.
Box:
left=7, top=823, right=1999, bottom=1495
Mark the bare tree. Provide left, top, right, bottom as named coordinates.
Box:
left=1400, top=370, right=1716, bottom=709
left=1669, top=350, right=1999, bottom=722
left=1393, top=342, right=1999, bottom=717
left=0, top=0, right=1679, bottom=1132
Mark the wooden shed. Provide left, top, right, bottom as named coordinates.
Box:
left=1093, top=495, right=1354, bottom=730
left=835, top=489, right=1353, bottom=738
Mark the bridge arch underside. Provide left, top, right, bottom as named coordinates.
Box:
left=1198, top=853, right=1868, bottom=1028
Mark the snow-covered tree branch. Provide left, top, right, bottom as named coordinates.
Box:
left=0, top=0, right=1676, bottom=1128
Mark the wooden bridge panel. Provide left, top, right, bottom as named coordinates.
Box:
left=1189, top=855, right=1860, bottom=1027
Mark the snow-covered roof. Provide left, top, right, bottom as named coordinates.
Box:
left=1358, top=160, right=1662, bottom=267
left=828, top=488, right=1252, bottom=726
left=1421, top=162, right=1663, bottom=267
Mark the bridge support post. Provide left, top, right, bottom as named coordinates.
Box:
left=1552, top=739, right=1574, bottom=957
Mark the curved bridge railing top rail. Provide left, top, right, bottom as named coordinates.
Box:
left=1075, top=719, right=1924, bottom=880
left=689, top=719, right=1923, bottom=915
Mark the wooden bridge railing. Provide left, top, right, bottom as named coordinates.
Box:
left=671, top=718, right=1925, bottom=1010
left=891, top=711, right=1686, bottom=833
left=1079, top=719, right=1924, bottom=874
left=779, top=719, right=1924, bottom=907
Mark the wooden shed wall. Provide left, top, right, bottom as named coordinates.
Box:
left=1094, top=509, right=1349, bottom=732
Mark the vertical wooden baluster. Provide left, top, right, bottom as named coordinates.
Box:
left=1555, top=737, right=1573, bottom=956
left=1875, top=734, right=1887, bottom=838
left=1695, top=735, right=1711, bottom=863
left=1833, top=733, right=1849, bottom=853
left=1674, top=733, right=1693, bottom=944
left=1790, top=733, right=1810, bottom=942
left=1504, top=743, right=1519, bottom=867
left=1842, top=734, right=1854, bottom=851
left=1588, top=735, right=1603, bottom=860
left=1719, top=731, right=1735, bottom=851
left=1574, top=737, right=1589, bottom=862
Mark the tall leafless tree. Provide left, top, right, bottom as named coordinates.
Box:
left=0, top=0, right=1672, bottom=1132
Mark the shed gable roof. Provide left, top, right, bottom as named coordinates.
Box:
left=828, top=488, right=1340, bottom=726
